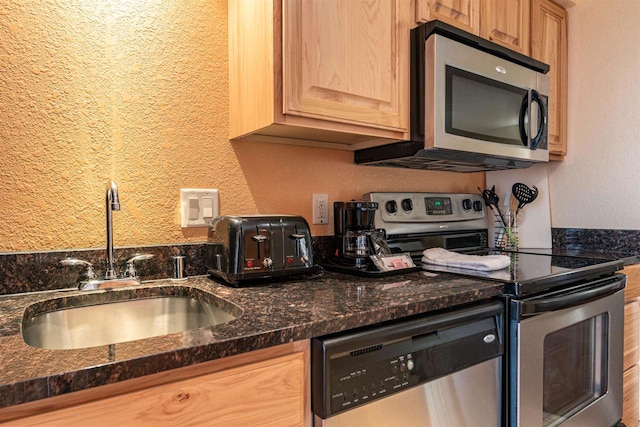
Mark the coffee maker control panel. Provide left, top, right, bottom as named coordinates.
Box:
left=363, top=192, right=488, bottom=236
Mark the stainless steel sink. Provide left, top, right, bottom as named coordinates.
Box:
left=21, top=287, right=242, bottom=350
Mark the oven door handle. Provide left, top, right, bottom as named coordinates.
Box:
left=520, top=278, right=625, bottom=316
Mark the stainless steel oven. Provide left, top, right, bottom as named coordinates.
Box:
left=361, top=192, right=627, bottom=426
left=508, top=274, right=625, bottom=427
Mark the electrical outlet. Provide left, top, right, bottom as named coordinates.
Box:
left=312, top=193, right=329, bottom=225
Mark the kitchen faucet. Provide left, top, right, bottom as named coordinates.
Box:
left=59, top=180, right=154, bottom=290
left=105, top=180, right=120, bottom=279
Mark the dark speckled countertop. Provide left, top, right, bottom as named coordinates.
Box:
left=0, top=270, right=504, bottom=409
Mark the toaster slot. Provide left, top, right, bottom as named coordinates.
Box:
left=244, top=227, right=272, bottom=270
left=283, top=223, right=312, bottom=270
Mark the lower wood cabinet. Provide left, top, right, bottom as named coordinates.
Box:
left=623, top=363, right=639, bottom=427
left=622, top=265, right=640, bottom=427
left=0, top=340, right=311, bottom=426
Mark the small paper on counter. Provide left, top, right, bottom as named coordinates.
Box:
left=370, top=253, right=416, bottom=272
left=421, top=247, right=510, bottom=271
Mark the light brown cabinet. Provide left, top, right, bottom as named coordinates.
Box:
left=415, top=0, right=530, bottom=55
left=0, top=341, right=311, bottom=426
left=622, top=265, right=640, bottom=427
left=480, top=0, right=531, bottom=55
left=531, top=0, right=568, bottom=160
left=415, top=0, right=480, bottom=34
left=229, top=0, right=410, bottom=149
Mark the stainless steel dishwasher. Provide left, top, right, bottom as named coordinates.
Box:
left=311, top=301, right=503, bottom=426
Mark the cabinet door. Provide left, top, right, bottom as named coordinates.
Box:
left=283, top=0, right=409, bottom=133
left=624, top=300, right=640, bottom=371
left=623, top=364, right=639, bottom=427
left=415, top=0, right=480, bottom=35
left=480, top=0, right=530, bottom=55
left=531, top=0, right=567, bottom=159
left=3, top=347, right=310, bottom=426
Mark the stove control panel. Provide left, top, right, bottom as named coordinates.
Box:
left=363, top=192, right=488, bottom=235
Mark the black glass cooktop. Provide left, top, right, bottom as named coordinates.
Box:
left=421, top=250, right=624, bottom=297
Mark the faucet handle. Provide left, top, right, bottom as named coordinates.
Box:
left=60, top=258, right=98, bottom=281
left=124, top=253, right=155, bottom=278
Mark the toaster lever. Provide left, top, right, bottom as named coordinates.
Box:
left=251, top=234, right=267, bottom=243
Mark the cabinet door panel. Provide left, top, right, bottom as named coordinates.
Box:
left=622, top=363, right=639, bottom=427
left=283, top=0, right=408, bottom=132
left=480, top=0, right=530, bottom=55
left=624, top=300, right=640, bottom=371
left=531, top=0, right=567, bottom=158
left=4, top=352, right=307, bottom=427
left=415, top=0, right=480, bottom=35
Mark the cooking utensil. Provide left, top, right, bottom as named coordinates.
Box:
left=479, top=186, right=508, bottom=228
left=511, top=183, right=539, bottom=226
left=479, top=186, right=516, bottom=248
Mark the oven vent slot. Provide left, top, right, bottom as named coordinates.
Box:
left=350, top=344, right=383, bottom=357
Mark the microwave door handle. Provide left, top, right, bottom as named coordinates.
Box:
left=529, top=90, right=546, bottom=150
left=518, top=93, right=530, bottom=147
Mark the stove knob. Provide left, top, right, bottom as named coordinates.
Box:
left=401, top=198, right=413, bottom=212
left=385, top=200, right=398, bottom=214
left=473, top=200, right=483, bottom=212
left=462, top=198, right=472, bottom=210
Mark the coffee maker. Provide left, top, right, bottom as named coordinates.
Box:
left=332, top=201, right=391, bottom=270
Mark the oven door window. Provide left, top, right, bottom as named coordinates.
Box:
left=445, top=66, right=530, bottom=147
left=542, top=313, right=608, bottom=426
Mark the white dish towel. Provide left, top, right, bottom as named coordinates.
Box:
left=422, top=248, right=511, bottom=271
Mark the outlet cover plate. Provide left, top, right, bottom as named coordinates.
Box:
left=312, top=193, right=329, bottom=225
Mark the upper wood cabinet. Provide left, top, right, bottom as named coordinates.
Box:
left=229, top=0, right=410, bottom=149
left=416, top=0, right=530, bottom=55
left=531, top=0, right=568, bottom=160
left=415, top=0, right=480, bottom=34
left=480, top=0, right=531, bottom=55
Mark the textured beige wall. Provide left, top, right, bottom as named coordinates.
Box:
left=0, top=0, right=483, bottom=253
left=548, top=0, right=640, bottom=229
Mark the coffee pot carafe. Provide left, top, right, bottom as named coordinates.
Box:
left=334, top=201, right=390, bottom=269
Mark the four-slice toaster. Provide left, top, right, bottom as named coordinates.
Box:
left=205, top=215, right=314, bottom=286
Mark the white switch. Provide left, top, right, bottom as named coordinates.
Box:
left=180, top=189, right=219, bottom=227
left=188, top=197, right=199, bottom=220
left=202, top=197, right=214, bottom=218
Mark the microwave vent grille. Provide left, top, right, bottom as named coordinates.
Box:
left=357, top=152, right=536, bottom=173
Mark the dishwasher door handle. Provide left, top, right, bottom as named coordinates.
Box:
left=519, top=276, right=625, bottom=316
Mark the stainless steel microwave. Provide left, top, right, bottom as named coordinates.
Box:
left=356, top=21, right=551, bottom=173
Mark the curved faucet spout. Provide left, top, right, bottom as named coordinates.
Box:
left=105, top=180, right=120, bottom=279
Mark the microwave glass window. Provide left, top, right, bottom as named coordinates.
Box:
left=542, top=314, right=608, bottom=426
left=445, top=66, right=530, bottom=146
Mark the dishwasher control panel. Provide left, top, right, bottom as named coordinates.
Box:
left=311, top=301, right=503, bottom=419
left=329, top=353, right=415, bottom=412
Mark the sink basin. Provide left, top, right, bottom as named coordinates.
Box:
left=21, top=286, right=242, bottom=350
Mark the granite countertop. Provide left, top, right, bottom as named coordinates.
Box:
left=516, top=248, right=640, bottom=266
left=0, top=270, right=505, bottom=410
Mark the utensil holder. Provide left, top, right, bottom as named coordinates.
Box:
left=494, top=212, right=518, bottom=250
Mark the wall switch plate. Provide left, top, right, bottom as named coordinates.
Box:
left=180, top=189, right=219, bottom=227
left=312, top=193, right=329, bottom=225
